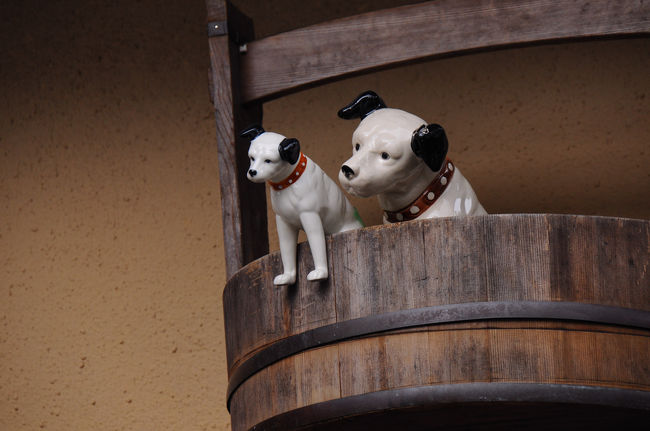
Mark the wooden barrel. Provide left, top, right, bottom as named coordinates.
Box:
left=223, top=214, right=650, bottom=431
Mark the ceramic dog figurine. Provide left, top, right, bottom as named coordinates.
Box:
left=241, top=125, right=364, bottom=285
left=338, top=91, right=486, bottom=223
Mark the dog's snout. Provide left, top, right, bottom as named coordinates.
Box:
left=341, top=165, right=355, bottom=179
left=248, top=169, right=257, bottom=177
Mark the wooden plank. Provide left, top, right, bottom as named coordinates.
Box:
left=230, top=319, right=650, bottom=431
left=277, top=323, right=650, bottom=427
left=206, top=0, right=268, bottom=278
left=229, top=365, right=271, bottom=431
left=426, top=322, right=488, bottom=386
left=331, top=221, right=427, bottom=321
left=224, top=215, right=650, bottom=375
left=223, top=215, right=650, bottom=426
left=294, top=346, right=341, bottom=409
left=240, top=0, right=650, bottom=102
left=205, top=0, right=225, bottom=22
left=223, top=253, right=286, bottom=374
left=488, top=325, right=650, bottom=389
left=291, top=237, right=337, bottom=334
left=269, top=354, right=298, bottom=422
left=224, top=241, right=338, bottom=374
left=231, top=346, right=341, bottom=431
left=548, top=215, right=650, bottom=308
left=338, top=335, right=390, bottom=396
left=422, top=216, right=490, bottom=305
left=483, top=214, right=551, bottom=301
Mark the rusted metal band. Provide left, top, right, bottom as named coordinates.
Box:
left=227, top=301, right=650, bottom=409
left=250, top=383, right=650, bottom=431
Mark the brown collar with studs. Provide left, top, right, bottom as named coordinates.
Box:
left=385, top=159, right=455, bottom=223
left=268, top=153, right=307, bottom=191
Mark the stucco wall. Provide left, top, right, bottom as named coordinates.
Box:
left=1, top=1, right=648, bottom=430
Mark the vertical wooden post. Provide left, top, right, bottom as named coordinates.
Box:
left=206, top=0, right=268, bottom=278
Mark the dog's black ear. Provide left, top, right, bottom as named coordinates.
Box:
left=337, top=90, right=387, bottom=121
left=240, top=124, right=265, bottom=141
left=278, top=138, right=300, bottom=164
left=411, top=124, right=448, bottom=172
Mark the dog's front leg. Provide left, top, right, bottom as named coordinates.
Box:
left=299, top=212, right=328, bottom=281
left=274, top=215, right=298, bottom=286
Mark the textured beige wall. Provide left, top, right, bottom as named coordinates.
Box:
left=1, top=1, right=226, bottom=429
left=1, top=1, right=648, bottom=430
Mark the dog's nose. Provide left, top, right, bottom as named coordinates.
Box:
left=341, top=165, right=355, bottom=179
left=248, top=169, right=257, bottom=177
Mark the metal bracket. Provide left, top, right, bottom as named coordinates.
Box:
left=207, top=21, right=227, bottom=37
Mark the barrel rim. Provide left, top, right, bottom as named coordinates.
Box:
left=227, top=300, right=650, bottom=409
left=223, top=214, right=650, bottom=291
left=249, top=383, right=650, bottom=431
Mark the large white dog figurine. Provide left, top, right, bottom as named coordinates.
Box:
left=338, top=91, right=486, bottom=222
left=241, top=125, right=363, bottom=286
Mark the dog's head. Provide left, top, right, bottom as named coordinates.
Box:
left=240, top=125, right=301, bottom=183
left=337, top=91, right=448, bottom=198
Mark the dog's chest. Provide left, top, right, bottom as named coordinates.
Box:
left=269, top=173, right=321, bottom=224
left=270, top=188, right=301, bottom=218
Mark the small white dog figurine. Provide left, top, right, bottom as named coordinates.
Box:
left=338, top=91, right=486, bottom=222
left=241, top=125, right=363, bottom=286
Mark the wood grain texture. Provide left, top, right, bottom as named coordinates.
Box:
left=206, top=0, right=268, bottom=277
left=224, top=215, right=649, bottom=430
left=205, top=0, right=225, bottom=22
left=223, top=215, right=650, bottom=373
left=239, top=0, right=650, bottom=102
left=230, top=346, right=341, bottom=431
left=229, top=321, right=650, bottom=431
left=223, top=242, right=337, bottom=374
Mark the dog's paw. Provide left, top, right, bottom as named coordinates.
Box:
left=307, top=268, right=328, bottom=281
left=273, top=272, right=296, bottom=286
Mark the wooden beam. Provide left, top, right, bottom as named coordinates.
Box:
left=240, top=0, right=650, bottom=103
left=207, top=0, right=268, bottom=278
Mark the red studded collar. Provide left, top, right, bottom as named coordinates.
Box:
left=385, top=159, right=455, bottom=223
left=268, top=153, right=307, bottom=191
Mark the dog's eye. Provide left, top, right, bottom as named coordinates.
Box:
left=354, top=143, right=360, bottom=151
left=381, top=152, right=390, bottom=160
left=264, top=159, right=271, bottom=163
left=250, top=157, right=255, bottom=162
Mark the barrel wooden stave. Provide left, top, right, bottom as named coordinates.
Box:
left=224, top=247, right=337, bottom=373
left=223, top=215, right=650, bottom=430
left=224, top=215, right=649, bottom=372
left=230, top=321, right=650, bottom=430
